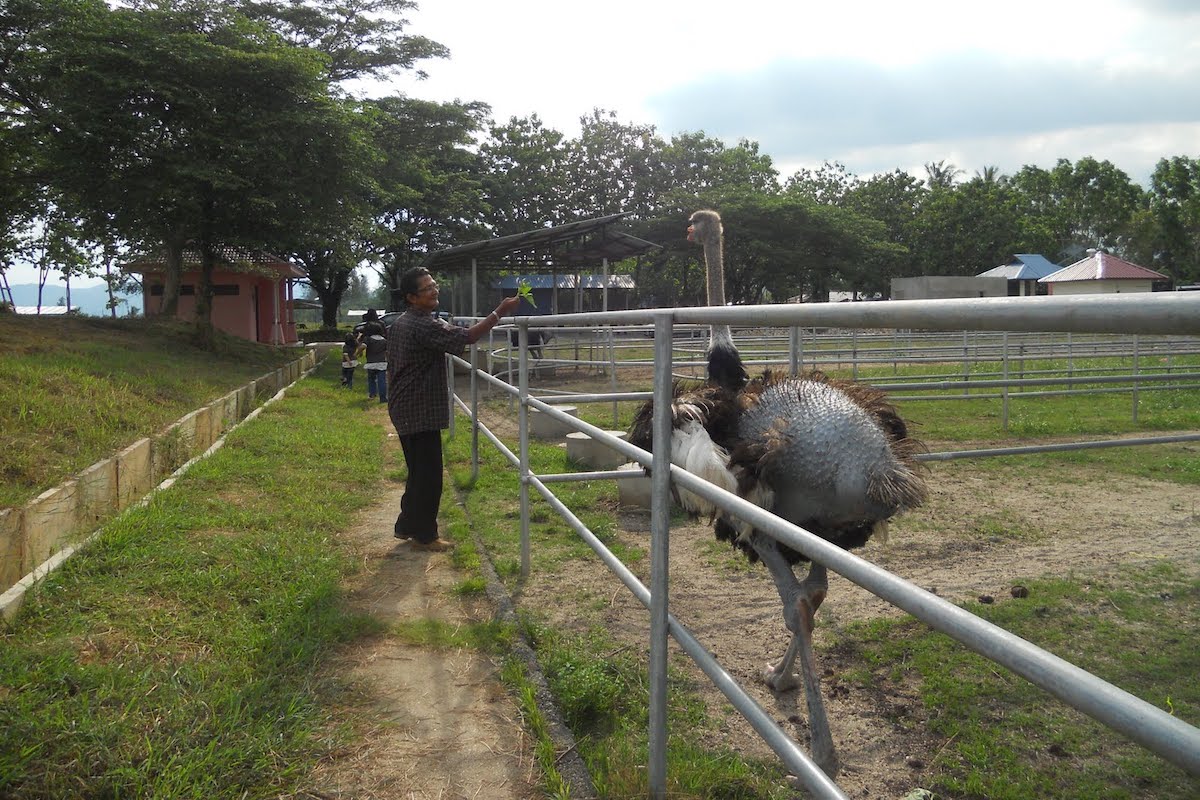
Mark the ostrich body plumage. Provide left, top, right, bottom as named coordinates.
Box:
left=628, top=369, right=926, bottom=561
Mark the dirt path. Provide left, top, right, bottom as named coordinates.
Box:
left=303, top=411, right=541, bottom=800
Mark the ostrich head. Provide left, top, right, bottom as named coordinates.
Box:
left=687, top=209, right=723, bottom=245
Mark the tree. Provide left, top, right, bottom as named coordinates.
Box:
left=23, top=1, right=368, bottom=343
left=0, top=0, right=73, bottom=289
left=563, top=108, right=664, bottom=219
left=738, top=193, right=902, bottom=302
left=365, top=96, right=490, bottom=308
left=911, top=176, right=1024, bottom=275
left=236, top=0, right=448, bottom=83
left=784, top=161, right=858, bottom=205
left=1010, top=157, right=1145, bottom=261
left=923, top=160, right=962, bottom=191
left=479, top=114, right=569, bottom=235
left=654, top=130, right=778, bottom=214
left=843, top=169, right=926, bottom=281
left=1143, top=156, right=1200, bottom=284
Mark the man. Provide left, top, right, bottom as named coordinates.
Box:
left=387, top=267, right=521, bottom=552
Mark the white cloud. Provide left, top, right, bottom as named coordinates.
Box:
left=382, top=0, right=1199, bottom=188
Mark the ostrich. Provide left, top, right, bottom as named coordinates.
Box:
left=628, top=209, right=928, bottom=777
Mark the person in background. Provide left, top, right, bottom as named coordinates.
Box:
left=358, top=309, right=388, bottom=403
left=340, top=333, right=360, bottom=388
left=388, top=267, right=521, bottom=552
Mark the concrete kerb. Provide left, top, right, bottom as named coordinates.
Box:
left=0, top=354, right=325, bottom=625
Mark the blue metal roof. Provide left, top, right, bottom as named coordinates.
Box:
left=977, top=254, right=1061, bottom=280
left=491, top=274, right=635, bottom=290
left=974, top=256, right=1060, bottom=281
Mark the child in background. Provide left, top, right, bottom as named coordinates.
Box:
left=340, top=333, right=361, bottom=388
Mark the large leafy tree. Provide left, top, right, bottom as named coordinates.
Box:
left=237, top=0, right=447, bottom=83
left=911, top=175, right=1025, bottom=275
left=365, top=95, right=490, bottom=309
left=729, top=192, right=902, bottom=303
left=22, top=0, right=359, bottom=342
left=1139, top=156, right=1200, bottom=284
left=627, top=132, right=779, bottom=307
left=263, top=97, right=380, bottom=328
left=479, top=114, right=569, bottom=235
left=843, top=169, right=927, bottom=281
left=0, top=0, right=72, bottom=293
left=563, top=108, right=664, bottom=219
left=655, top=130, right=779, bottom=214
left=1010, top=157, right=1146, bottom=262
left=784, top=161, right=858, bottom=205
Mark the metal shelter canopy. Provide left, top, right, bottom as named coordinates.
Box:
left=422, top=213, right=661, bottom=271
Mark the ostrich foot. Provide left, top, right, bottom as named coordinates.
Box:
left=812, top=743, right=840, bottom=779
left=762, top=661, right=800, bottom=691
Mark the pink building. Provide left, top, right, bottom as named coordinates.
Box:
left=125, top=247, right=306, bottom=345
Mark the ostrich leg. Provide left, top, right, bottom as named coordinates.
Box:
left=751, top=538, right=840, bottom=777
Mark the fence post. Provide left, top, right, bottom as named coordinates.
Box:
left=1002, top=332, right=1010, bottom=432
left=518, top=324, right=532, bottom=580
left=648, top=311, right=675, bottom=798
left=962, top=331, right=970, bottom=397
left=851, top=328, right=858, bottom=381
left=470, top=345, right=480, bottom=482
left=609, top=327, right=619, bottom=427
left=1132, top=334, right=1140, bottom=423
left=446, top=354, right=455, bottom=438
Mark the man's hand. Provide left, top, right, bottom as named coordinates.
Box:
left=496, top=295, right=522, bottom=318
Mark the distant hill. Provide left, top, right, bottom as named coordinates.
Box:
left=6, top=283, right=141, bottom=317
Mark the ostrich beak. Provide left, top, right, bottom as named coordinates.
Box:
left=687, top=224, right=696, bottom=242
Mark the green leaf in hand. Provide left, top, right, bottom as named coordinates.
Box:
left=517, top=282, right=537, bottom=308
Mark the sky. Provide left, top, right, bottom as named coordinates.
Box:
left=11, top=0, right=1199, bottom=288
left=380, top=0, right=1200, bottom=186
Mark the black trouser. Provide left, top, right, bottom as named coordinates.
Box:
left=396, top=430, right=443, bottom=544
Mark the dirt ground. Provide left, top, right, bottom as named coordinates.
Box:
left=302, top=411, right=542, bottom=800
left=303, top=394, right=1200, bottom=799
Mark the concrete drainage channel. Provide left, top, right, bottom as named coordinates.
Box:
left=0, top=350, right=320, bottom=623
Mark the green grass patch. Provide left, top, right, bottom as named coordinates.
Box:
left=838, top=565, right=1200, bottom=799
left=520, top=620, right=795, bottom=799
left=0, top=359, right=383, bottom=797
left=0, top=315, right=299, bottom=508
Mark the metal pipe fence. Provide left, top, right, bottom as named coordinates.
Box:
left=448, top=293, right=1200, bottom=798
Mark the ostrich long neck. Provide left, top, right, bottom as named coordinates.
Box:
left=704, top=232, right=734, bottom=351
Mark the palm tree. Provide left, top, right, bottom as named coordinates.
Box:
left=924, top=160, right=962, bottom=191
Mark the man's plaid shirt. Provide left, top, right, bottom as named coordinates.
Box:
left=386, top=308, right=469, bottom=436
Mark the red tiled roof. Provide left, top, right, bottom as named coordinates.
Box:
left=1040, top=251, right=1167, bottom=283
